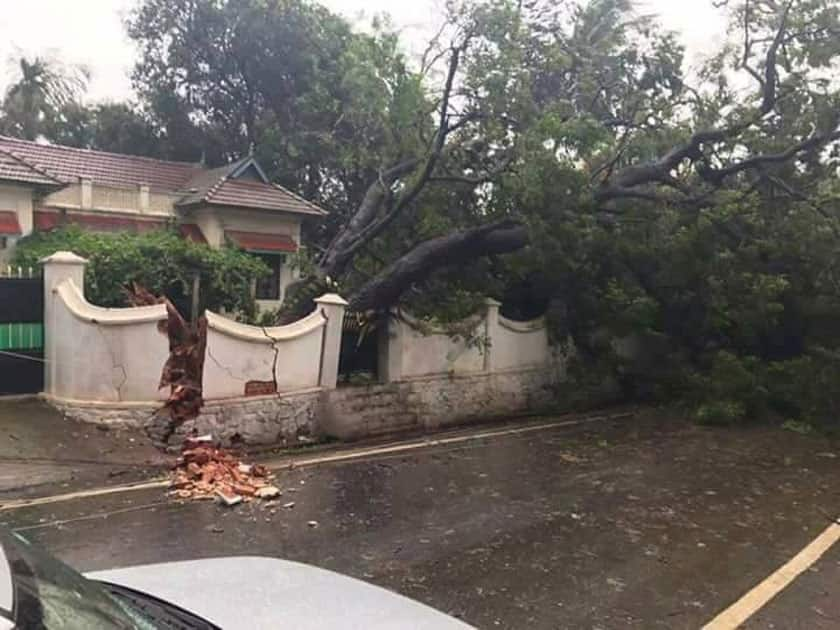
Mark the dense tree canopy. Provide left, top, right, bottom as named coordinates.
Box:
left=3, top=0, right=840, bottom=425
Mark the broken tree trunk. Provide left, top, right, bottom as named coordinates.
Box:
left=126, top=283, right=207, bottom=443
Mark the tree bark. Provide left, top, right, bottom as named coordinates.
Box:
left=319, top=158, right=420, bottom=278
left=349, top=220, right=528, bottom=312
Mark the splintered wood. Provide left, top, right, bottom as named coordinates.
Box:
left=169, top=438, right=280, bottom=506
left=125, top=283, right=206, bottom=442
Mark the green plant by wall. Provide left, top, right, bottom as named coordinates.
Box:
left=13, top=226, right=270, bottom=318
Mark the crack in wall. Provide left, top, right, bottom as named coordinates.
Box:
left=206, top=345, right=247, bottom=382
left=96, top=327, right=127, bottom=401
left=260, top=326, right=281, bottom=394
left=257, top=327, right=311, bottom=437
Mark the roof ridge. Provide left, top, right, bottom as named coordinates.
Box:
left=268, top=180, right=327, bottom=215
left=206, top=177, right=327, bottom=216
left=0, top=146, right=64, bottom=184
left=203, top=168, right=234, bottom=203
left=0, top=135, right=202, bottom=170
left=185, top=155, right=253, bottom=204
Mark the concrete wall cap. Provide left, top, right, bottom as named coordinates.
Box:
left=205, top=308, right=326, bottom=342
left=498, top=315, right=546, bottom=332
left=40, top=251, right=89, bottom=266
left=314, top=293, right=349, bottom=307
left=56, top=278, right=167, bottom=325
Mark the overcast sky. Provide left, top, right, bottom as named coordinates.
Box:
left=0, top=0, right=728, bottom=103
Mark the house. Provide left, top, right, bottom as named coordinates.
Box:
left=0, top=136, right=326, bottom=307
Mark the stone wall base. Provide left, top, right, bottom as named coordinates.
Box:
left=320, top=366, right=560, bottom=440
left=45, top=366, right=561, bottom=447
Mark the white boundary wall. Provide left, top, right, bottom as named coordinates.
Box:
left=493, top=315, right=552, bottom=371
left=380, top=299, right=558, bottom=382
left=42, top=252, right=169, bottom=402
left=202, top=292, right=347, bottom=399
left=41, top=252, right=562, bottom=445
left=42, top=252, right=349, bottom=405
left=386, top=311, right=486, bottom=379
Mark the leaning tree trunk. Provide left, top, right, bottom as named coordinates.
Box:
left=276, top=44, right=531, bottom=321
left=278, top=219, right=528, bottom=322
left=348, top=220, right=528, bottom=312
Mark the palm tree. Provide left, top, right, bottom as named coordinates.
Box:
left=1, top=56, right=89, bottom=140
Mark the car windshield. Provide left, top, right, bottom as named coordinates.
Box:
left=0, top=530, right=157, bottom=629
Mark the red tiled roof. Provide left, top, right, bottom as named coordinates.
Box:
left=0, top=136, right=201, bottom=192
left=0, top=149, right=61, bottom=186
left=177, top=157, right=251, bottom=206
left=0, top=136, right=328, bottom=217
left=203, top=179, right=325, bottom=216
left=226, top=231, right=298, bottom=253
left=179, top=223, right=207, bottom=244
left=0, top=211, right=22, bottom=235
left=178, top=159, right=326, bottom=217
left=33, top=210, right=166, bottom=233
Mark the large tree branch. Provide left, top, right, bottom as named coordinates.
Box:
left=759, top=0, right=793, bottom=115
left=320, top=45, right=469, bottom=277
left=319, top=157, right=420, bottom=276
left=712, top=129, right=840, bottom=180
left=595, top=127, right=733, bottom=202
left=596, top=0, right=798, bottom=205
left=387, top=44, right=462, bottom=214
left=349, top=220, right=528, bottom=312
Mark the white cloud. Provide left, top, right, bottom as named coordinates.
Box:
left=0, top=0, right=137, bottom=102
left=640, top=0, right=728, bottom=71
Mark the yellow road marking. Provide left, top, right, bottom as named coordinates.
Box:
left=703, top=519, right=840, bottom=629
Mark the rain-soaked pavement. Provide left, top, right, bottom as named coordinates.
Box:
left=1, top=410, right=839, bottom=628
left=0, top=398, right=168, bottom=498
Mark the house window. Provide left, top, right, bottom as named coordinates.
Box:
left=255, top=254, right=283, bottom=300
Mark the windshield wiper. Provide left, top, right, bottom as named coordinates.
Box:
left=101, top=582, right=221, bottom=630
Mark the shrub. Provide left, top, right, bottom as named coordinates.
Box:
left=695, top=401, right=747, bottom=426
left=13, top=226, right=270, bottom=319
left=685, top=350, right=840, bottom=429
left=685, top=351, right=767, bottom=425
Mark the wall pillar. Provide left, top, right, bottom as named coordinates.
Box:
left=80, top=177, right=93, bottom=209
left=138, top=184, right=150, bottom=213
left=483, top=298, right=501, bottom=373
left=378, top=313, right=403, bottom=384
left=40, top=251, right=88, bottom=395
left=314, top=293, right=348, bottom=389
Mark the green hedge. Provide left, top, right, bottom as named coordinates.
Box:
left=14, top=226, right=270, bottom=319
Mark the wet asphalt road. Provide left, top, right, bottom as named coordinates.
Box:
left=0, top=398, right=168, bottom=497
left=1, top=411, right=839, bottom=629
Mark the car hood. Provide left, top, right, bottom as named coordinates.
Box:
left=86, top=556, right=473, bottom=630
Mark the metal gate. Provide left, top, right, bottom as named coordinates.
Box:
left=0, top=266, right=44, bottom=394
left=337, top=311, right=380, bottom=385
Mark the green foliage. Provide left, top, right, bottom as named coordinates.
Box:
left=695, top=401, right=748, bottom=426
left=13, top=227, right=269, bottom=318
left=0, top=56, right=88, bottom=141
left=687, top=352, right=765, bottom=425
left=4, top=0, right=840, bottom=433
left=46, top=103, right=163, bottom=157
left=781, top=419, right=814, bottom=435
